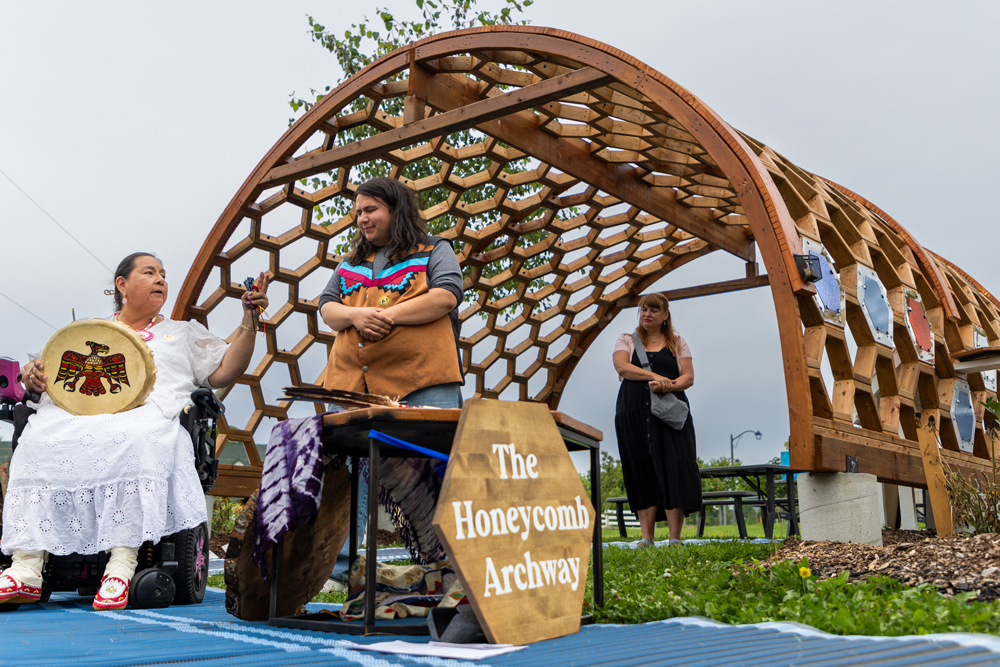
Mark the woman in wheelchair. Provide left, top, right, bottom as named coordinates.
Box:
left=0, top=252, right=268, bottom=610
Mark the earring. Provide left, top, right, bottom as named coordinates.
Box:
left=123, top=297, right=128, bottom=305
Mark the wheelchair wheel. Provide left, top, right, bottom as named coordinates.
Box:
left=165, top=522, right=209, bottom=605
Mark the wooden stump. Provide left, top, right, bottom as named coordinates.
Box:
left=224, top=463, right=351, bottom=621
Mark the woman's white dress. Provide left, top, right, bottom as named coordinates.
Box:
left=1, top=318, right=229, bottom=555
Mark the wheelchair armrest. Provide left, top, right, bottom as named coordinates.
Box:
left=182, top=388, right=224, bottom=493
left=190, top=388, right=225, bottom=419
left=8, top=391, right=41, bottom=453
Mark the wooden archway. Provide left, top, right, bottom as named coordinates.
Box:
left=174, top=26, right=998, bottom=496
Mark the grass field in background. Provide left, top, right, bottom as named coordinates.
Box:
left=602, top=520, right=790, bottom=542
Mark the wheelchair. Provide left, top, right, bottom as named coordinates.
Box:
left=0, top=359, right=223, bottom=610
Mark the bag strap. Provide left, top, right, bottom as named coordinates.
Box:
left=631, top=332, right=651, bottom=369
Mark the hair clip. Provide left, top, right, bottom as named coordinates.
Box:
left=103, top=289, right=115, bottom=296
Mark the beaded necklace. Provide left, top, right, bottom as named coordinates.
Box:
left=113, top=311, right=160, bottom=342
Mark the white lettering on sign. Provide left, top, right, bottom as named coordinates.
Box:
left=452, top=496, right=590, bottom=539
left=491, top=444, right=539, bottom=479
left=452, top=436, right=592, bottom=609
left=483, top=552, right=582, bottom=597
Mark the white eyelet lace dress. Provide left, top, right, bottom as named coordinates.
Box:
left=1, top=318, right=229, bottom=555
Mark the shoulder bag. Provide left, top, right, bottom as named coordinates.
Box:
left=630, top=332, right=689, bottom=430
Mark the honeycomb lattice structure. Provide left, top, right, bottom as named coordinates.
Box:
left=175, top=26, right=998, bottom=487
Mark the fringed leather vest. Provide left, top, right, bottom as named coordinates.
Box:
left=323, top=239, right=462, bottom=399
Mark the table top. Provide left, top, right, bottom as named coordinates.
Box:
left=319, top=406, right=603, bottom=456
left=699, top=464, right=803, bottom=479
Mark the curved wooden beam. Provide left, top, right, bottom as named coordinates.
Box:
left=926, top=249, right=1000, bottom=313
left=178, top=26, right=1000, bottom=483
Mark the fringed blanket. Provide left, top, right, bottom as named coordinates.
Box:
left=364, top=458, right=447, bottom=564
left=251, top=416, right=446, bottom=581
left=251, top=415, right=326, bottom=582
left=335, top=556, right=466, bottom=621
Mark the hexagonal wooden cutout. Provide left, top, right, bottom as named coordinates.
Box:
left=432, top=399, right=595, bottom=645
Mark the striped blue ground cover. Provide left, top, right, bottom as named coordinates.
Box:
left=2, top=589, right=1000, bottom=666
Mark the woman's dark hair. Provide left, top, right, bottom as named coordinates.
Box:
left=111, top=252, right=159, bottom=311
left=346, top=177, right=427, bottom=264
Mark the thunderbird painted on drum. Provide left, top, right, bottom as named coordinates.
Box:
left=54, top=340, right=130, bottom=396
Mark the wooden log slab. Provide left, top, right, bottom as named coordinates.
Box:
left=224, top=462, right=351, bottom=621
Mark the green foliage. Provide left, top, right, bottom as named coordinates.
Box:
left=698, top=456, right=759, bottom=493
left=584, top=543, right=1000, bottom=635
left=580, top=451, right=627, bottom=512
left=211, top=497, right=244, bottom=538
left=945, top=398, right=1000, bottom=534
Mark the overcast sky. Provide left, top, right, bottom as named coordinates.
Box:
left=2, top=1, right=997, bottom=470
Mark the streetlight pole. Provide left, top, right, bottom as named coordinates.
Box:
left=730, top=429, right=762, bottom=465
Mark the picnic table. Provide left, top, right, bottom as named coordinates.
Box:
left=266, top=407, right=604, bottom=636
left=699, top=464, right=802, bottom=539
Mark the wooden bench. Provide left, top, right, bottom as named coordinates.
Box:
left=608, top=492, right=757, bottom=540
left=697, top=491, right=757, bottom=539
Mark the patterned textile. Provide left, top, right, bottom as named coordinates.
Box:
left=251, top=415, right=445, bottom=579
left=339, top=254, right=432, bottom=296
left=367, top=458, right=446, bottom=564
left=251, top=415, right=325, bottom=582
left=335, top=556, right=465, bottom=621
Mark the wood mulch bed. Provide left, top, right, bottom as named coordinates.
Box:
left=762, top=529, right=1000, bottom=601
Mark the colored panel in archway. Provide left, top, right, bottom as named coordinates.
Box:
left=952, top=379, right=975, bottom=453
left=862, top=275, right=891, bottom=335
left=812, top=252, right=841, bottom=314
left=801, top=238, right=844, bottom=326
left=905, top=294, right=933, bottom=362
left=857, top=266, right=894, bottom=347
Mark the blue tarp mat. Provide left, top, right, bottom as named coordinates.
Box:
left=3, top=589, right=1000, bottom=666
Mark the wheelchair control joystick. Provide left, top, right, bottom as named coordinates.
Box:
left=0, top=358, right=25, bottom=404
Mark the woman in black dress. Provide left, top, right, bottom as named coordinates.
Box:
left=612, top=293, right=701, bottom=547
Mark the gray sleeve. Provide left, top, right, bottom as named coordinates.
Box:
left=318, top=265, right=342, bottom=308
left=427, top=240, right=464, bottom=305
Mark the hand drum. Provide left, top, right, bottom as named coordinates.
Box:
left=40, top=319, right=157, bottom=416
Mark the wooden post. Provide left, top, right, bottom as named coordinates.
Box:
left=916, top=415, right=954, bottom=537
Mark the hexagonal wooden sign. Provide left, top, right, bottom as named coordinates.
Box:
left=432, top=399, right=596, bottom=645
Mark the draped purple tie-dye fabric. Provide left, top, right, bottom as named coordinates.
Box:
left=251, top=415, right=325, bottom=582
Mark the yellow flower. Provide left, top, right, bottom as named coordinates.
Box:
left=799, top=566, right=811, bottom=578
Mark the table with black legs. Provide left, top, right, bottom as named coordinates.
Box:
left=699, top=464, right=802, bottom=539
left=267, top=407, right=604, bottom=635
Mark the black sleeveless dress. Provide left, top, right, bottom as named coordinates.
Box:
left=614, top=345, right=702, bottom=519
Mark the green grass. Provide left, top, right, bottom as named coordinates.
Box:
left=602, top=519, right=789, bottom=543
left=584, top=541, right=1000, bottom=636
left=210, top=538, right=1000, bottom=636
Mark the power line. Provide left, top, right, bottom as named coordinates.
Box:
left=0, top=165, right=114, bottom=274
left=0, top=290, right=58, bottom=331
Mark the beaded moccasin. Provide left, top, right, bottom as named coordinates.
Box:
left=92, top=576, right=130, bottom=611
left=0, top=572, right=42, bottom=604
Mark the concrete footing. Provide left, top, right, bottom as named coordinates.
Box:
left=797, top=472, right=883, bottom=546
